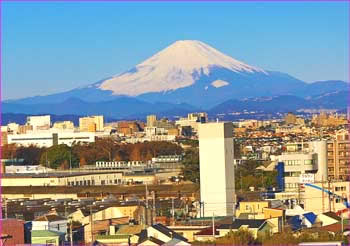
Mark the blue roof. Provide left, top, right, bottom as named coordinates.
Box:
left=287, top=216, right=302, bottom=231
left=303, top=212, right=317, bottom=224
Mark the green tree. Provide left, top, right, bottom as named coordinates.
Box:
left=40, top=144, right=78, bottom=169
left=216, top=229, right=257, bottom=245
left=181, top=148, right=200, bottom=183
left=16, top=145, right=45, bottom=165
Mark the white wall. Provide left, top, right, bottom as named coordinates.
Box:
left=199, top=122, right=235, bottom=217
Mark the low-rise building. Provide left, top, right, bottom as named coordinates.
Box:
left=7, top=130, right=96, bottom=147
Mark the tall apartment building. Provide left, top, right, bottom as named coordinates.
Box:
left=79, top=116, right=104, bottom=132
left=199, top=122, right=235, bottom=217
left=327, top=130, right=350, bottom=181
left=26, top=115, right=51, bottom=130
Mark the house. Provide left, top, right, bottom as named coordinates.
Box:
left=139, top=236, right=166, bottom=246
left=317, top=212, right=341, bottom=227
left=263, top=207, right=285, bottom=219
left=81, top=205, right=143, bottom=225
left=138, top=224, right=189, bottom=245
left=193, top=226, right=220, bottom=242
left=301, top=212, right=318, bottom=228
left=84, top=217, right=130, bottom=243
left=217, top=219, right=273, bottom=239
left=95, top=234, right=131, bottom=245
left=69, top=208, right=89, bottom=224
left=32, top=214, right=67, bottom=235
left=94, top=224, right=144, bottom=244
left=236, top=201, right=269, bottom=219
left=168, top=226, right=208, bottom=242
left=31, top=230, right=65, bottom=245
left=163, top=238, right=191, bottom=246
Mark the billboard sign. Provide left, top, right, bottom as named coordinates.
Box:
left=299, top=174, right=315, bottom=184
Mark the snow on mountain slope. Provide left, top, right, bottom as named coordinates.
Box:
left=99, top=40, right=267, bottom=96
left=211, top=80, right=229, bottom=88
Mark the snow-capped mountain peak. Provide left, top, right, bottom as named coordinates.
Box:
left=99, top=40, right=267, bottom=96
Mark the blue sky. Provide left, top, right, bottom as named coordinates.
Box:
left=2, top=1, right=349, bottom=100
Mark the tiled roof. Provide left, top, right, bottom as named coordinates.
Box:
left=34, top=214, right=66, bottom=222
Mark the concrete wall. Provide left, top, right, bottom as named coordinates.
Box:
left=199, top=122, right=235, bottom=217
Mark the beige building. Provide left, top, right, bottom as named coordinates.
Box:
left=26, top=115, right=51, bottom=130
left=236, top=201, right=269, bottom=219
left=327, top=130, right=350, bottom=181
left=312, top=113, right=347, bottom=127
left=52, top=121, right=74, bottom=130
left=284, top=112, right=297, bottom=125
left=303, top=181, right=350, bottom=215
left=79, top=115, right=104, bottom=132
left=146, top=115, right=157, bottom=127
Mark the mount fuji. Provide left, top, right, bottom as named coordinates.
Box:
left=4, top=40, right=348, bottom=117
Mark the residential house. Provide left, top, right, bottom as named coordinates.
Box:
left=31, top=230, right=65, bottom=246
left=217, top=219, right=273, bottom=239
left=32, top=214, right=67, bottom=235
left=138, top=224, right=189, bottom=245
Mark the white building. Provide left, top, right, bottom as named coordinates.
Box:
left=176, top=112, right=208, bottom=133
left=7, top=130, right=95, bottom=147
left=27, top=115, right=51, bottom=130
left=198, top=122, right=235, bottom=217
left=277, top=141, right=328, bottom=192
left=32, top=214, right=67, bottom=235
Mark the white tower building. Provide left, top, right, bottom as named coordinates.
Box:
left=198, top=122, right=235, bottom=217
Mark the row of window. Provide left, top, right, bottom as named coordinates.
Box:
left=67, top=178, right=124, bottom=186
left=284, top=160, right=313, bottom=166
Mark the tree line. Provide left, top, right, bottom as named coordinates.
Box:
left=1, top=138, right=182, bottom=169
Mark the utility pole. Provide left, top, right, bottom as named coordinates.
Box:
left=240, top=171, right=243, bottom=193
left=152, top=191, right=156, bottom=225
left=4, top=198, right=8, bottom=219
left=90, top=206, right=94, bottom=243
left=171, top=197, right=175, bottom=225
left=64, top=202, right=68, bottom=218
left=145, top=183, right=149, bottom=225
left=70, top=217, right=73, bottom=246
left=322, top=177, right=325, bottom=213
left=212, top=212, right=215, bottom=240
left=69, top=148, right=72, bottom=173
left=328, top=179, right=331, bottom=212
